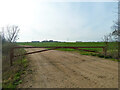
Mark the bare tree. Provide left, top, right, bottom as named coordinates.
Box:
left=5, top=25, right=20, bottom=43
left=2, top=25, right=20, bottom=55
left=102, top=34, right=110, bottom=56
left=112, top=22, right=120, bottom=38
left=111, top=1, right=120, bottom=58
left=107, top=1, right=120, bottom=59
left=1, top=27, right=6, bottom=43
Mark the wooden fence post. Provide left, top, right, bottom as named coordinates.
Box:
left=103, top=46, right=107, bottom=56
left=118, top=41, right=120, bottom=60
left=10, top=48, right=14, bottom=66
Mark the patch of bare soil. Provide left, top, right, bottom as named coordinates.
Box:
left=18, top=48, right=118, bottom=88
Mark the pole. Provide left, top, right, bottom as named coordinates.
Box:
left=10, top=48, right=14, bottom=66
left=118, top=1, right=120, bottom=59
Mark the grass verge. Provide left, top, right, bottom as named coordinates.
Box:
left=2, top=52, right=29, bottom=88
left=56, top=48, right=120, bottom=62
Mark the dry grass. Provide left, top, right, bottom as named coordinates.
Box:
left=2, top=42, right=28, bottom=88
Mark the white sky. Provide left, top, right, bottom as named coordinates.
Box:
left=0, top=0, right=118, bottom=42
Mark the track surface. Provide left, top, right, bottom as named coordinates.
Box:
left=19, top=48, right=118, bottom=88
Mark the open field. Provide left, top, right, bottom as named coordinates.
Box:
left=18, top=48, right=118, bottom=88
left=18, top=42, right=105, bottom=47
left=18, top=42, right=119, bottom=60
left=18, top=42, right=105, bottom=52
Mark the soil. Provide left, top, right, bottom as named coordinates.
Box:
left=18, top=48, right=118, bottom=88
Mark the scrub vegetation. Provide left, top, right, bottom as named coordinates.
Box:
left=1, top=25, right=28, bottom=88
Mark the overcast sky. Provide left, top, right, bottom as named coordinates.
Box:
left=0, top=0, right=118, bottom=42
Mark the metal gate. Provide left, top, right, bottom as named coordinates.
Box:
left=10, top=46, right=106, bottom=66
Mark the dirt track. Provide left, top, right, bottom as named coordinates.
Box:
left=18, top=48, right=118, bottom=88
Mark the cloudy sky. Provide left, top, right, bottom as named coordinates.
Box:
left=0, top=0, right=118, bottom=42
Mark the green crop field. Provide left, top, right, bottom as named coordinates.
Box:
left=18, top=42, right=105, bottom=47
left=17, top=42, right=119, bottom=61
left=18, top=42, right=105, bottom=52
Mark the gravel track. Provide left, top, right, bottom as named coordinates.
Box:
left=18, top=48, right=118, bottom=88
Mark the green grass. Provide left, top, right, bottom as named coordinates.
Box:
left=17, top=42, right=119, bottom=61
left=18, top=42, right=105, bottom=47
left=18, top=42, right=105, bottom=52
left=2, top=58, right=28, bottom=88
